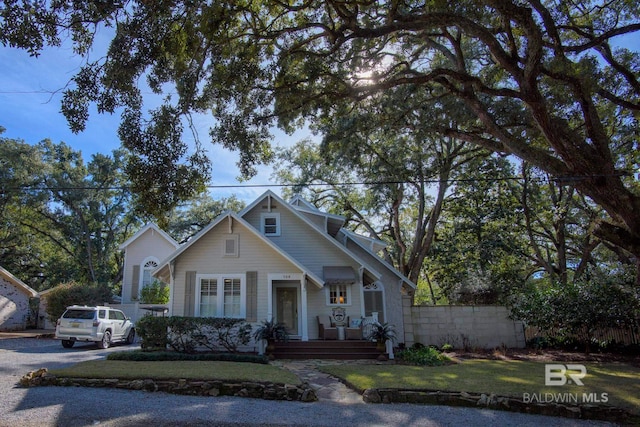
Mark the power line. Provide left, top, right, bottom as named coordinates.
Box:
left=0, top=173, right=630, bottom=193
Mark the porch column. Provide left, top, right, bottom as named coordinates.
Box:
left=301, top=276, right=308, bottom=341
left=267, top=275, right=273, bottom=321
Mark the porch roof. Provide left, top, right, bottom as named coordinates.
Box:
left=323, top=266, right=357, bottom=285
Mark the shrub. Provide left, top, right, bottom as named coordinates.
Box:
left=107, top=350, right=268, bottom=364
left=398, top=346, right=451, bottom=366
left=252, top=319, right=289, bottom=343
left=44, top=281, right=113, bottom=323
left=441, top=343, right=454, bottom=352
left=139, top=280, right=170, bottom=304
left=136, top=315, right=169, bottom=351
left=136, top=316, right=252, bottom=353
left=365, top=322, right=396, bottom=343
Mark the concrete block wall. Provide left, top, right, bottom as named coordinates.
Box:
left=402, top=296, right=525, bottom=349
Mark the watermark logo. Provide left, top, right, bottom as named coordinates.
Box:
left=522, top=363, right=608, bottom=404
left=545, top=364, right=586, bottom=386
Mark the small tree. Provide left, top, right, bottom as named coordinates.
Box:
left=139, top=280, right=170, bottom=304
left=44, top=282, right=113, bottom=323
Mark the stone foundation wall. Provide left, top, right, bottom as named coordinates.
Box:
left=20, top=369, right=316, bottom=402
left=362, top=388, right=628, bottom=423
left=403, top=298, right=526, bottom=349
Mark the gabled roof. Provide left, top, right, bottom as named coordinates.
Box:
left=153, top=211, right=325, bottom=287
left=339, top=229, right=416, bottom=289
left=0, top=266, right=38, bottom=297
left=119, top=223, right=179, bottom=251
left=342, top=229, right=388, bottom=253
left=289, top=196, right=346, bottom=236
left=240, top=190, right=382, bottom=280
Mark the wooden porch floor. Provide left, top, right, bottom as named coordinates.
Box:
left=272, top=340, right=382, bottom=360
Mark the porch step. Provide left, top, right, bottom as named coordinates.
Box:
left=272, top=340, right=383, bottom=360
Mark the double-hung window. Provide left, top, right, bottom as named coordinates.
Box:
left=196, top=274, right=245, bottom=318
left=328, top=284, right=350, bottom=305
left=261, top=213, right=281, bottom=236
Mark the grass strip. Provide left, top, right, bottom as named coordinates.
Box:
left=320, top=360, right=640, bottom=414
left=50, top=360, right=301, bottom=384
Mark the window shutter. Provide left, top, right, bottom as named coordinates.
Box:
left=184, top=271, right=196, bottom=316
left=131, top=265, right=140, bottom=301
left=246, top=271, right=258, bottom=322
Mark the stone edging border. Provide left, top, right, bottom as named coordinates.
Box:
left=19, top=368, right=317, bottom=402
left=19, top=368, right=635, bottom=424
left=361, top=388, right=631, bottom=423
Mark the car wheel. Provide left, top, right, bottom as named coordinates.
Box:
left=98, top=331, right=111, bottom=349
left=126, top=329, right=135, bottom=345
left=61, top=340, right=75, bottom=348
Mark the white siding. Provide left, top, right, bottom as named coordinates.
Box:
left=171, top=218, right=304, bottom=323
left=243, top=202, right=355, bottom=278
left=244, top=201, right=364, bottom=339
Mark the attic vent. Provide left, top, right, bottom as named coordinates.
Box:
left=223, top=235, right=239, bottom=257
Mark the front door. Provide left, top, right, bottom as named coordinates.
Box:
left=276, top=287, right=298, bottom=336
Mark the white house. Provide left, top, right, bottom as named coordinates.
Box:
left=146, top=191, right=415, bottom=342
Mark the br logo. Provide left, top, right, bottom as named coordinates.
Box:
left=545, top=364, right=587, bottom=386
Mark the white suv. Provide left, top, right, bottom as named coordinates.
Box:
left=55, top=305, right=135, bottom=349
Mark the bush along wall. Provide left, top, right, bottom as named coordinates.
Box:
left=136, top=315, right=252, bottom=353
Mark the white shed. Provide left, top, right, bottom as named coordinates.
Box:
left=0, top=266, right=38, bottom=331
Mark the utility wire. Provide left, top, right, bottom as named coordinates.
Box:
left=0, top=173, right=631, bottom=193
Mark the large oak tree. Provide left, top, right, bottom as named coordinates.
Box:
left=2, top=1, right=639, bottom=255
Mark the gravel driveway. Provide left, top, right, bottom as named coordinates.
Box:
left=0, top=337, right=616, bottom=427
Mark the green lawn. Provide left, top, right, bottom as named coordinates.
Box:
left=50, top=360, right=301, bottom=385
left=320, top=360, right=640, bottom=414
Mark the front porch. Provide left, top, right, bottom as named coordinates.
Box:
left=271, top=340, right=383, bottom=360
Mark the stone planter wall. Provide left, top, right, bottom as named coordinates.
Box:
left=362, top=388, right=629, bottom=423
left=20, top=369, right=317, bottom=402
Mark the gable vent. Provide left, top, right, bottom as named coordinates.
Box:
left=224, top=235, right=239, bottom=257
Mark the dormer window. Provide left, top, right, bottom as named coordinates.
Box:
left=261, top=213, right=281, bottom=236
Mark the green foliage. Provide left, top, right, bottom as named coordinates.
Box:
left=509, top=268, right=640, bottom=347
left=252, top=319, right=289, bottom=343
left=136, top=316, right=253, bottom=353
left=107, top=350, right=268, bottom=364
left=441, top=343, right=454, bottom=352
left=44, top=282, right=113, bottom=322
left=4, top=1, right=639, bottom=256
left=166, top=194, right=246, bottom=243
left=398, top=346, right=451, bottom=366
left=136, top=315, right=170, bottom=351
left=139, top=280, right=170, bottom=304
left=0, top=136, right=139, bottom=289
left=365, top=322, right=397, bottom=344
left=430, top=156, right=528, bottom=304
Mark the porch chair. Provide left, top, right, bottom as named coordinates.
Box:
left=317, top=315, right=338, bottom=340
left=345, top=316, right=363, bottom=340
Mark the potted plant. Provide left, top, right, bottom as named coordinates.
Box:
left=252, top=319, right=289, bottom=355
left=366, top=322, right=396, bottom=351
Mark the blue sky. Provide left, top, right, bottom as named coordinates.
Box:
left=0, top=35, right=312, bottom=203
